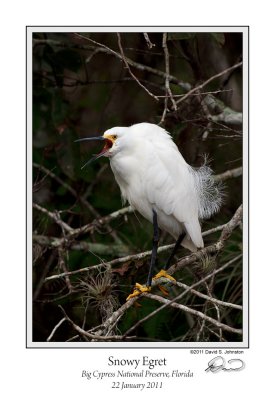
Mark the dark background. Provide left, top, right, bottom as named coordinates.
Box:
left=33, top=31, right=243, bottom=342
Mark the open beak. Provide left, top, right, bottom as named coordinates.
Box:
left=75, top=136, right=113, bottom=169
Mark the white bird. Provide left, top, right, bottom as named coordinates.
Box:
left=76, top=123, right=222, bottom=299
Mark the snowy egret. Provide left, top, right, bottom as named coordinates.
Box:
left=76, top=123, right=222, bottom=300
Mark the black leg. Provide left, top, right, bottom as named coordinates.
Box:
left=146, top=209, right=159, bottom=287
left=164, top=232, right=186, bottom=270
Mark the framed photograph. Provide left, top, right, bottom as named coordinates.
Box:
left=27, top=26, right=248, bottom=349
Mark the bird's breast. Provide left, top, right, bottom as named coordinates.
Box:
left=110, top=153, right=153, bottom=215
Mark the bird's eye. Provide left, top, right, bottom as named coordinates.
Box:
left=112, top=135, right=117, bottom=140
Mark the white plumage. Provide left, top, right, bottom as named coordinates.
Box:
left=101, top=122, right=222, bottom=252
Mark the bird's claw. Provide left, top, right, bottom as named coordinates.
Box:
left=126, top=271, right=175, bottom=300
left=153, top=269, right=176, bottom=282
left=126, top=283, right=151, bottom=301
left=153, top=269, right=175, bottom=296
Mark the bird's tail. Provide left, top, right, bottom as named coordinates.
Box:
left=181, top=235, right=200, bottom=252
left=182, top=219, right=204, bottom=252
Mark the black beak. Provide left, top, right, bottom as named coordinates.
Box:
left=75, top=136, right=111, bottom=169
left=74, top=136, right=105, bottom=143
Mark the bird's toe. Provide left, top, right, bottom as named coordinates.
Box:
left=153, top=269, right=176, bottom=282
left=126, top=283, right=151, bottom=301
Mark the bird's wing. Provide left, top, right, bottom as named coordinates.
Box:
left=143, top=138, right=203, bottom=248
left=144, top=138, right=197, bottom=217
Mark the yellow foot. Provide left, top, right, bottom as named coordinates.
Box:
left=126, top=283, right=151, bottom=301
left=153, top=269, right=176, bottom=282
left=153, top=270, right=175, bottom=297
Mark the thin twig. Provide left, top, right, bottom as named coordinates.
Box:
left=162, top=33, right=177, bottom=111
left=176, top=61, right=243, bottom=106
left=214, top=166, right=243, bottom=182
left=33, top=162, right=122, bottom=244
left=58, top=306, right=134, bottom=342
left=83, top=164, right=108, bottom=199
left=171, top=280, right=242, bottom=310
left=33, top=251, right=56, bottom=301
left=57, top=247, right=73, bottom=291
left=35, top=203, right=133, bottom=252
left=156, top=89, right=233, bottom=98
left=46, top=317, right=67, bottom=342
left=33, top=163, right=98, bottom=217
left=34, top=235, right=128, bottom=257
left=145, top=293, right=242, bottom=335
left=117, top=33, right=159, bottom=101
left=74, top=33, right=191, bottom=90
left=205, top=280, right=223, bottom=341
left=33, top=203, right=73, bottom=233
left=143, top=33, right=155, bottom=49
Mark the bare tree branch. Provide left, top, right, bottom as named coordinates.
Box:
left=84, top=206, right=242, bottom=339
left=34, top=202, right=133, bottom=248
left=33, top=162, right=123, bottom=244
left=73, top=33, right=191, bottom=90
left=144, top=292, right=242, bottom=335
left=162, top=33, right=177, bottom=111
left=33, top=234, right=128, bottom=257
left=43, top=204, right=241, bottom=283
left=214, top=167, right=243, bottom=182
left=33, top=203, right=73, bottom=233
left=46, top=317, right=66, bottom=342
left=58, top=306, right=135, bottom=342
left=102, top=254, right=242, bottom=339
left=143, top=33, right=155, bottom=49
left=159, top=33, right=177, bottom=124
left=176, top=61, right=243, bottom=106
left=117, top=33, right=159, bottom=101
left=171, top=280, right=242, bottom=310
left=33, top=162, right=98, bottom=217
